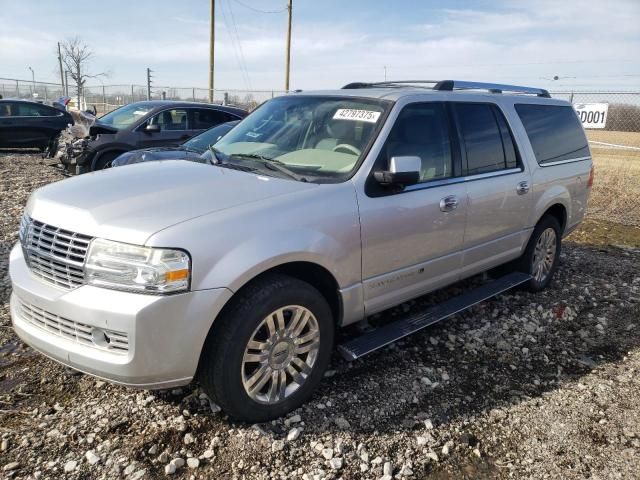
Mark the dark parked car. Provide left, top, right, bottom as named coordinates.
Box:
left=112, top=120, right=239, bottom=167
left=0, top=99, right=73, bottom=151
left=60, top=101, right=247, bottom=174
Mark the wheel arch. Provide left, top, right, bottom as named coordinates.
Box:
left=226, top=260, right=343, bottom=328
left=542, top=203, right=567, bottom=233
left=91, top=147, right=130, bottom=170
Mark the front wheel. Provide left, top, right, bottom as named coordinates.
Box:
left=93, top=151, right=122, bottom=171
left=517, top=215, right=562, bottom=291
left=198, top=274, right=334, bottom=422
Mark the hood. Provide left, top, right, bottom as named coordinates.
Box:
left=112, top=147, right=204, bottom=167
left=27, top=161, right=317, bottom=245
left=89, top=122, right=119, bottom=136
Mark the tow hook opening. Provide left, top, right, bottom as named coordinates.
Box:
left=91, top=328, right=112, bottom=348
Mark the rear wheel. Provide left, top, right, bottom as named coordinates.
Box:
left=516, top=215, right=562, bottom=291
left=198, top=274, right=334, bottom=422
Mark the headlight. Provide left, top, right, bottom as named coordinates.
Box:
left=85, top=239, right=190, bottom=294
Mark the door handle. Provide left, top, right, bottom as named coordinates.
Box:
left=516, top=181, right=530, bottom=195
left=439, top=195, right=459, bottom=212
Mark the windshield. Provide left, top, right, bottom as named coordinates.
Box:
left=99, top=103, right=155, bottom=129
left=213, top=95, right=391, bottom=182
left=184, top=121, right=239, bottom=153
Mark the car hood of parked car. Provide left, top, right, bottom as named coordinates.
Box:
left=89, top=122, right=119, bottom=136
left=111, top=147, right=206, bottom=167
left=26, top=160, right=317, bottom=245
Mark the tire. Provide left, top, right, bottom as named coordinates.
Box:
left=93, top=151, right=122, bottom=171
left=516, top=215, right=562, bottom=292
left=198, top=273, right=334, bottom=422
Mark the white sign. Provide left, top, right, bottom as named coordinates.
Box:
left=574, top=103, right=608, bottom=129
left=333, top=109, right=381, bottom=123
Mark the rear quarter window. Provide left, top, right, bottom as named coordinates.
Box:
left=515, top=104, right=589, bottom=165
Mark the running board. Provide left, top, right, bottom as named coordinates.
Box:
left=337, top=271, right=531, bottom=361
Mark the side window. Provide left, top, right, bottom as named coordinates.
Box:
left=382, top=102, right=453, bottom=183
left=149, top=109, right=189, bottom=131
left=495, top=109, right=518, bottom=169
left=192, top=109, right=236, bottom=130
left=0, top=102, right=17, bottom=117
left=17, top=103, right=59, bottom=117
left=454, top=103, right=514, bottom=175
left=515, top=104, right=589, bottom=164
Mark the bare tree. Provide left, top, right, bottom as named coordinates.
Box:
left=60, top=37, right=107, bottom=110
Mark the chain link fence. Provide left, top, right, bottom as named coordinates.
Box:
left=0, top=78, right=285, bottom=114
left=549, top=91, right=640, bottom=226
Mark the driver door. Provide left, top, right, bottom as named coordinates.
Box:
left=138, top=108, right=191, bottom=147
left=356, top=102, right=467, bottom=314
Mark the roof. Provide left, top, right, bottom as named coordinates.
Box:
left=126, top=100, right=247, bottom=115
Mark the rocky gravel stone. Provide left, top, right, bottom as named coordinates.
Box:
left=63, top=460, right=77, bottom=473
left=286, top=427, right=302, bottom=441
left=0, top=153, right=639, bottom=479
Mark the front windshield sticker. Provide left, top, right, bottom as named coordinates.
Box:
left=133, top=110, right=148, bottom=116
left=333, top=108, right=381, bottom=123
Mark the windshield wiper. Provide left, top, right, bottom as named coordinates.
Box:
left=208, top=145, right=224, bottom=164
left=228, top=153, right=307, bottom=182
left=207, top=146, right=257, bottom=173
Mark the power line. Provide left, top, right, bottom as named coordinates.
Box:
left=226, top=0, right=253, bottom=90
left=231, top=0, right=286, bottom=14
left=219, top=0, right=251, bottom=90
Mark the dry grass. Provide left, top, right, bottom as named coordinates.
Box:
left=586, top=130, right=640, bottom=226
left=587, top=130, right=640, bottom=148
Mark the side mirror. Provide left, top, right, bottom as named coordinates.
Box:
left=374, top=156, right=421, bottom=187
left=144, top=124, right=161, bottom=133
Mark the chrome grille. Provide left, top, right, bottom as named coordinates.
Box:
left=19, top=215, right=92, bottom=289
left=17, top=298, right=129, bottom=354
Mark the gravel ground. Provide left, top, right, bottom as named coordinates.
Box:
left=1, top=152, right=639, bottom=480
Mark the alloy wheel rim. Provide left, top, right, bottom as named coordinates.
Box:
left=532, top=227, right=557, bottom=283
left=241, top=305, right=320, bottom=404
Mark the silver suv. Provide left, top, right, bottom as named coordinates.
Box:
left=9, top=80, right=593, bottom=422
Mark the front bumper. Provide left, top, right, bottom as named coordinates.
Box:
left=9, top=244, right=233, bottom=389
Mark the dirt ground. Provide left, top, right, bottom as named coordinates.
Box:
left=0, top=152, right=639, bottom=480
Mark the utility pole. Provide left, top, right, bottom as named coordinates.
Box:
left=208, top=0, right=215, bottom=103
left=57, top=42, right=65, bottom=94
left=285, top=0, right=292, bottom=91
left=146, top=68, right=153, bottom=101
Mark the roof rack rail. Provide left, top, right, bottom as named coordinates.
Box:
left=342, top=80, right=440, bottom=89
left=433, top=80, right=550, bottom=97
left=341, top=80, right=550, bottom=98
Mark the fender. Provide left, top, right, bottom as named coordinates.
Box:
left=198, top=226, right=354, bottom=293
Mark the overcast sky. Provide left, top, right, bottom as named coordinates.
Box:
left=1, top=0, right=639, bottom=92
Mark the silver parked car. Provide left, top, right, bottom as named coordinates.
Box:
left=9, top=80, right=593, bottom=422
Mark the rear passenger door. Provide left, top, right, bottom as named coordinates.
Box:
left=190, top=108, right=239, bottom=136
left=452, top=102, right=532, bottom=277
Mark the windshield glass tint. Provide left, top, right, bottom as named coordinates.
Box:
left=99, top=103, right=155, bottom=129
left=213, top=95, right=390, bottom=181
left=184, top=121, right=238, bottom=152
